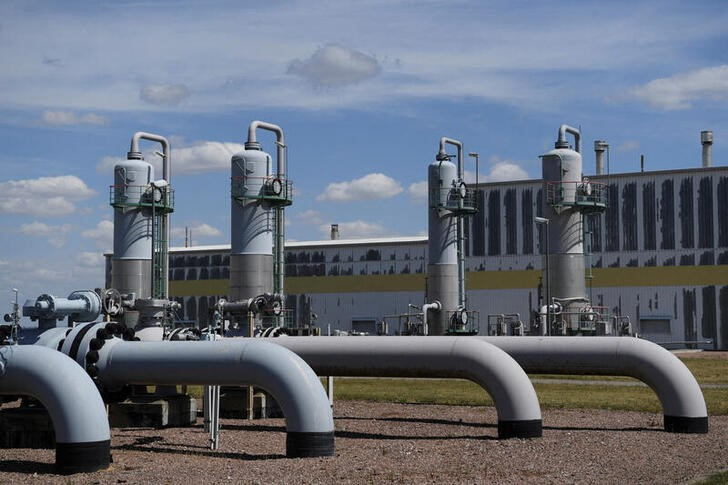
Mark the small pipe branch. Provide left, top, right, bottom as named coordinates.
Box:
left=556, top=124, right=581, bottom=153
left=247, top=121, right=285, bottom=178
left=437, top=137, right=464, bottom=180
left=129, top=132, right=171, bottom=183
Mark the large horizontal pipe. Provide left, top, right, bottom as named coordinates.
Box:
left=0, top=345, right=110, bottom=474
left=89, top=333, right=334, bottom=457
left=275, top=336, right=542, bottom=439
left=480, top=336, right=708, bottom=433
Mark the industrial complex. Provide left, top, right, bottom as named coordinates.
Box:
left=2, top=122, right=718, bottom=475
left=148, top=140, right=728, bottom=350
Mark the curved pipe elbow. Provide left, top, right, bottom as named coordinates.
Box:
left=0, top=345, right=110, bottom=474
left=95, top=339, right=334, bottom=456
left=276, top=336, right=542, bottom=439
left=437, top=136, right=464, bottom=180
left=556, top=124, right=581, bottom=153
left=129, top=131, right=171, bottom=182
left=247, top=121, right=286, bottom=177
left=481, top=336, right=707, bottom=433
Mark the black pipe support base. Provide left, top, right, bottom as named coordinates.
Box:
left=664, top=415, right=708, bottom=434
left=286, top=431, right=335, bottom=457
left=55, top=440, right=111, bottom=475
left=497, top=419, right=542, bottom=439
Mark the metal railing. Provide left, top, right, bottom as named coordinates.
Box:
left=429, top=186, right=478, bottom=214
left=109, top=185, right=174, bottom=212
left=545, top=180, right=607, bottom=212
left=231, top=176, right=293, bottom=207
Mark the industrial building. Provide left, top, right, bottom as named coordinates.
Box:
left=115, top=163, right=728, bottom=351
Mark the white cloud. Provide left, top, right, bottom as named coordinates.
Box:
left=288, top=44, right=381, bottom=87
left=18, top=221, right=71, bottom=248
left=318, top=220, right=389, bottom=239
left=97, top=140, right=244, bottom=175
left=140, top=83, right=191, bottom=106
left=76, top=251, right=105, bottom=268
left=316, top=173, right=402, bottom=202
left=170, top=222, right=223, bottom=246
left=479, top=157, right=530, bottom=183
left=294, top=209, right=324, bottom=226
left=42, top=110, right=107, bottom=125
left=631, top=65, right=728, bottom=110
left=19, top=221, right=70, bottom=237
left=408, top=181, right=428, bottom=201
left=82, top=220, right=114, bottom=248
left=0, top=175, right=95, bottom=216
left=617, top=141, right=640, bottom=153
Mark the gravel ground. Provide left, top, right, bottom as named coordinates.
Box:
left=0, top=401, right=726, bottom=484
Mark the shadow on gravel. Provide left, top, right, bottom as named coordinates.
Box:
left=334, top=430, right=498, bottom=441
left=0, top=460, right=55, bottom=474
left=218, top=424, right=286, bottom=433
left=543, top=424, right=653, bottom=433
left=113, top=435, right=286, bottom=460
left=337, top=416, right=495, bottom=428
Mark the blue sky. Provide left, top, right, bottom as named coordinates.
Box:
left=1, top=0, right=727, bottom=304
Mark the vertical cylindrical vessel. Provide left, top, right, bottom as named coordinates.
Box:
left=701, top=130, right=713, bottom=167
left=230, top=144, right=274, bottom=301
left=594, top=140, right=608, bottom=175
left=541, top=144, right=586, bottom=303
left=426, top=159, right=459, bottom=335
left=112, top=158, right=154, bottom=298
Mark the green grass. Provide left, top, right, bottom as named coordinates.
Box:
left=694, top=469, right=728, bottom=485
left=185, top=354, right=728, bottom=415
left=330, top=374, right=728, bottom=415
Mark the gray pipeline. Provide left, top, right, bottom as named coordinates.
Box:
left=49, top=322, right=335, bottom=457
left=275, top=336, right=542, bottom=439
left=0, top=344, right=111, bottom=474
left=480, top=336, right=708, bottom=433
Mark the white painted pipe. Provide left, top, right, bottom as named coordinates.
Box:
left=421, top=301, right=441, bottom=335
left=0, top=345, right=110, bottom=474
left=61, top=325, right=335, bottom=457
left=275, top=336, right=542, bottom=439
left=480, top=336, right=708, bottom=433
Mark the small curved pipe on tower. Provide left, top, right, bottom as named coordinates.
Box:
left=421, top=300, right=441, bottom=335
left=479, top=336, right=708, bottom=433
left=127, top=132, right=172, bottom=300
left=245, top=121, right=287, bottom=310
left=435, top=136, right=467, bottom=312
left=43, top=323, right=334, bottom=457
left=129, top=132, right=171, bottom=183
left=275, top=336, right=543, bottom=439
left=0, top=345, right=111, bottom=474
left=556, top=124, right=581, bottom=153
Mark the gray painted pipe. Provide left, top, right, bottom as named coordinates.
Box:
left=556, top=124, right=581, bottom=153
left=84, top=331, right=334, bottom=457
left=127, top=131, right=171, bottom=299
left=0, top=345, right=110, bottom=474
left=436, top=136, right=466, bottom=310
left=275, top=336, right=542, bottom=438
left=480, top=336, right=708, bottom=433
left=246, top=120, right=286, bottom=311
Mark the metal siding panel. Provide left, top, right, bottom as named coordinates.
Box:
left=605, top=183, right=620, bottom=251
left=521, top=189, right=533, bottom=255
left=622, top=182, right=638, bottom=251
left=660, top=178, right=675, bottom=250
left=698, top=176, right=714, bottom=248
left=701, top=286, right=717, bottom=350
left=679, top=177, right=694, bottom=249
left=643, top=181, right=657, bottom=250
left=505, top=188, right=517, bottom=255
left=488, top=190, right=501, bottom=256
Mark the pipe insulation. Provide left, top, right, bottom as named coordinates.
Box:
left=480, top=336, right=708, bottom=433
left=0, top=345, right=111, bottom=474
left=275, top=336, right=543, bottom=438
left=55, top=324, right=334, bottom=457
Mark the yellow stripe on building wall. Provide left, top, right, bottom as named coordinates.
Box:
left=170, top=264, right=727, bottom=297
